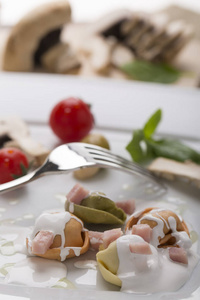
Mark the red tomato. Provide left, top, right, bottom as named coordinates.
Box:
left=49, top=97, right=94, bottom=142
left=0, top=148, right=29, bottom=184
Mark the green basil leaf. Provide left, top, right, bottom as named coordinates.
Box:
left=126, top=129, right=145, bottom=163
left=126, top=108, right=200, bottom=165
left=143, top=109, right=162, bottom=139
left=146, top=139, right=200, bottom=164
left=121, top=60, right=182, bottom=84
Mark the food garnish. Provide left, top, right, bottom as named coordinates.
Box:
left=148, top=157, right=200, bottom=188
left=121, top=60, right=182, bottom=84
left=2, top=1, right=71, bottom=72
left=2, top=3, right=194, bottom=86
left=0, top=116, right=49, bottom=166
left=0, top=148, right=29, bottom=184
left=126, top=109, right=200, bottom=164
left=49, top=97, right=94, bottom=142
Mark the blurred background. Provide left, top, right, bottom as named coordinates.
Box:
left=1, top=0, right=200, bottom=25
left=0, top=0, right=200, bottom=87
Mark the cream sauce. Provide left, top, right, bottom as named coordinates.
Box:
left=5, top=257, right=67, bottom=287
left=117, top=235, right=199, bottom=294
left=74, top=260, right=98, bottom=270
left=0, top=226, right=68, bottom=288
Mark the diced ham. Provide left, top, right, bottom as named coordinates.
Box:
left=66, top=183, right=89, bottom=205
left=103, top=228, right=123, bottom=249
left=32, top=230, right=54, bottom=255
left=129, top=242, right=152, bottom=255
left=131, top=224, right=152, bottom=243
left=169, top=247, right=188, bottom=265
left=88, top=228, right=123, bottom=251
left=116, top=199, right=135, bottom=215
left=88, top=231, right=104, bottom=251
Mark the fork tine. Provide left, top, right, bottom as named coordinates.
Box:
left=92, top=155, right=160, bottom=181
left=84, top=144, right=153, bottom=177
left=92, top=153, right=152, bottom=177
left=83, top=144, right=165, bottom=188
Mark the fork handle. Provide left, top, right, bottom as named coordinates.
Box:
left=0, top=159, right=66, bottom=194
left=0, top=171, right=39, bottom=194
left=0, top=161, right=51, bottom=194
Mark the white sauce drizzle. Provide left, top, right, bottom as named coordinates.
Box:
left=69, top=202, right=74, bottom=213
left=168, top=216, right=192, bottom=249
left=137, top=208, right=189, bottom=248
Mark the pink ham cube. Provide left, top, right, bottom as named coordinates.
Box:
left=169, top=247, right=188, bottom=265
left=66, top=183, right=89, bottom=205
left=131, top=224, right=152, bottom=243
left=88, top=228, right=122, bottom=251
left=116, top=199, right=135, bottom=215
left=32, top=230, right=54, bottom=255
left=103, top=228, right=123, bottom=249
left=88, top=231, right=104, bottom=251
left=129, top=241, right=152, bottom=255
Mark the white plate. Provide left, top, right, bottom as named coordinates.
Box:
left=0, top=73, right=200, bottom=299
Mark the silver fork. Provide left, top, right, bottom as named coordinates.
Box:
left=0, top=142, right=166, bottom=194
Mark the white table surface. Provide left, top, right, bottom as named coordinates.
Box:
left=0, top=72, right=200, bottom=140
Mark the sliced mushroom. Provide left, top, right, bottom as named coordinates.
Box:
left=111, top=43, right=135, bottom=68
left=0, top=116, right=49, bottom=166
left=91, top=9, right=193, bottom=63
left=79, top=35, right=112, bottom=72
left=41, top=42, right=80, bottom=74
left=148, top=157, right=200, bottom=188
left=90, top=9, right=133, bottom=39
left=2, top=1, right=71, bottom=71
left=0, top=116, right=29, bottom=140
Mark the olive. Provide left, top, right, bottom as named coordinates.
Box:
left=73, top=133, right=110, bottom=180
left=81, top=133, right=110, bottom=150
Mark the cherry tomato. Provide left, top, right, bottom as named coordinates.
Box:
left=0, top=148, right=29, bottom=184
left=49, top=97, right=94, bottom=142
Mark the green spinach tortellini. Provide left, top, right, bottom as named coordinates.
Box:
left=65, top=192, right=127, bottom=225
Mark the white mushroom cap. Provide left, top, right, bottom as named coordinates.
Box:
left=2, top=1, right=71, bottom=72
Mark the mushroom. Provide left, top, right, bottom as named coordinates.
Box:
left=148, top=157, right=200, bottom=188
left=41, top=42, right=81, bottom=74
left=91, top=9, right=193, bottom=63
left=79, top=35, right=112, bottom=73
left=0, top=116, right=49, bottom=166
left=111, top=43, right=135, bottom=68
left=2, top=1, right=71, bottom=71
